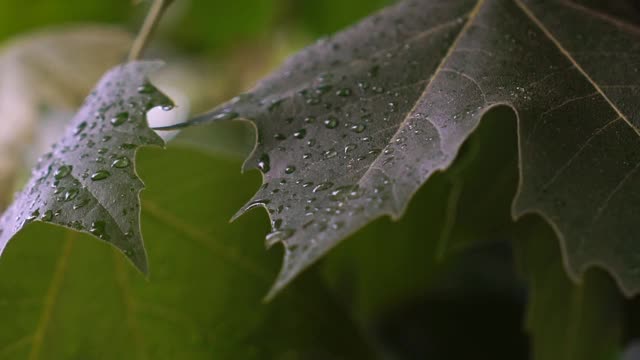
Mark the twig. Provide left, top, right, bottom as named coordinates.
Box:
left=128, top=0, right=174, bottom=61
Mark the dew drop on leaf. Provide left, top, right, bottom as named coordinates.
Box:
left=137, top=83, right=155, bottom=94
left=350, top=124, right=366, bottom=133
left=313, top=182, right=334, bottom=193
left=54, top=165, right=72, bottom=180
left=257, top=154, right=271, bottom=173
left=324, top=117, right=339, bottom=129
left=110, top=112, right=129, bottom=126
left=265, top=228, right=295, bottom=248
left=26, top=209, right=40, bottom=222
left=111, top=156, right=131, bottom=169
left=74, top=121, right=88, bottom=136
left=211, top=111, right=238, bottom=121
left=63, top=188, right=79, bottom=202
left=90, top=170, right=111, bottom=181
left=41, top=210, right=53, bottom=222
left=336, top=88, right=352, bottom=97
left=73, top=199, right=90, bottom=210
left=89, top=220, right=108, bottom=239
left=293, top=129, right=307, bottom=139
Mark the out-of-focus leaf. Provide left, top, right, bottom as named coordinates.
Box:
left=161, top=0, right=281, bottom=53
left=0, top=147, right=375, bottom=360
left=0, top=1, right=131, bottom=42
left=515, top=217, right=622, bottom=360
left=0, top=62, right=173, bottom=272
left=176, top=0, right=640, bottom=297
left=291, top=0, right=392, bottom=36
left=0, top=26, right=132, bottom=208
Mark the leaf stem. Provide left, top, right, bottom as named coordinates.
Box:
left=128, top=0, right=174, bottom=61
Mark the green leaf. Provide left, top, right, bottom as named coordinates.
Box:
left=165, top=0, right=281, bottom=53
left=0, top=147, right=375, bottom=359
left=0, top=62, right=173, bottom=272
left=0, top=0, right=131, bottom=43
left=515, top=217, right=622, bottom=360
left=292, top=0, right=392, bottom=36
left=175, top=0, right=640, bottom=297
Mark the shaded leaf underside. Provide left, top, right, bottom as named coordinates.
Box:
left=0, top=62, right=172, bottom=272
left=184, top=0, right=640, bottom=297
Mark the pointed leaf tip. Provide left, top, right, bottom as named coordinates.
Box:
left=0, top=61, right=174, bottom=273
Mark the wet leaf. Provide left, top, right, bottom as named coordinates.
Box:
left=0, top=26, right=132, bottom=208
left=0, top=62, right=173, bottom=272
left=176, top=0, right=640, bottom=297
left=0, top=147, right=375, bottom=359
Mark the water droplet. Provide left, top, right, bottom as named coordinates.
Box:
left=41, top=210, right=53, bottom=222
left=111, top=156, right=130, bottom=168
left=350, top=124, right=366, bottom=133
left=336, top=88, right=352, bottom=97
left=285, top=166, right=296, bottom=174
left=268, top=99, right=284, bottom=112
left=27, top=209, right=40, bottom=222
left=368, top=65, right=380, bottom=77
left=74, top=121, right=87, bottom=135
left=54, top=165, right=72, bottom=180
left=293, top=129, right=307, bottom=139
left=91, top=170, right=111, bottom=181
left=89, top=221, right=108, bottom=239
left=324, top=117, right=339, bottom=129
left=322, top=150, right=338, bottom=159
left=315, top=85, right=333, bottom=95
left=265, top=228, right=295, bottom=248
left=344, top=143, right=357, bottom=153
left=73, top=199, right=90, bottom=210
left=332, top=221, right=345, bottom=230
left=212, top=111, right=238, bottom=121
left=313, top=182, right=334, bottom=193
left=137, top=83, right=155, bottom=94
left=306, top=98, right=320, bottom=105
left=257, top=154, right=271, bottom=173
left=63, top=188, right=79, bottom=202
left=110, top=112, right=129, bottom=126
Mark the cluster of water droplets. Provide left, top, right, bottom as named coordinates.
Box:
left=212, top=14, right=459, bottom=264
left=0, top=62, right=173, bottom=264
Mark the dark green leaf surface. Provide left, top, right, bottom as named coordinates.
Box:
left=0, top=147, right=374, bottom=360
left=180, top=0, right=640, bottom=296
left=0, top=62, right=172, bottom=272
left=515, top=217, right=622, bottom=360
